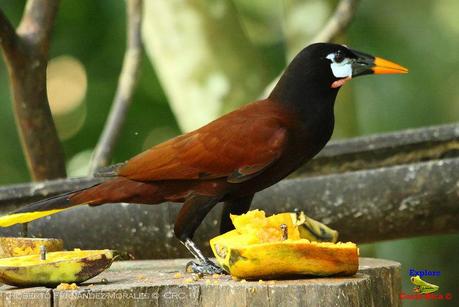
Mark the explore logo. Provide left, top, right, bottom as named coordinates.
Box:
left=399, top=268, right=453, bottom=301
left=409, top=268, right=440, bottom=278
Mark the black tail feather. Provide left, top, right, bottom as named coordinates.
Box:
left=13, top=191, right=77, bottom=214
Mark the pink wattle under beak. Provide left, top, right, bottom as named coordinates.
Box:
left=331, top=76, right=352, bottom=88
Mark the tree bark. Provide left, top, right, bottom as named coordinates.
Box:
left=0, top=0, right=66, bottom=181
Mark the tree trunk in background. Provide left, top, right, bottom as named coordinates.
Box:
left=142, top=0, right=272, bottom=132
left=0, top=0, right=66, bottom=181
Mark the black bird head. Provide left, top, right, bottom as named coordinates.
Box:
left=321, top=43, right=408, bottom=88
left=270, top=43, right=408, bottom=107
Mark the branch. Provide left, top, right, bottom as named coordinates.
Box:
left=257, top=158, right=459, bottom=244
left=1, top=157, right=458, bottom=257
left=17, top=0, right=59, bottom=51
left=310, top=0, right=360, bottom=44
left=0, top=8, right=18, bottom=58
left=0, top=0, right=66, bottom=181
left=89, top=0, right=143, bottom=175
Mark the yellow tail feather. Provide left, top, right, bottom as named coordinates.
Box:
left=0, top=209, right=65, bottom=227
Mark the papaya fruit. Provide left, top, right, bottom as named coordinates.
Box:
left=0, top=237, right=64, bottom=258
left=210, top=210, right=358, bottom=279
left=0, top=249, right=114, bottom=287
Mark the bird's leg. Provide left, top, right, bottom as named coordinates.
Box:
left=174, top=194, right=224, bottom=275
left=220, top=194, right=254, bottom=234
left=182, top=238, right=224, bottom=274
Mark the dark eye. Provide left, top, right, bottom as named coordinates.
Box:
left=334, top=51, right=345, bottom=63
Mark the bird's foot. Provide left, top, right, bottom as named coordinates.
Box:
left=185, top=259, right=226, bottom=275
left=181, top=238, right=226, bottom=275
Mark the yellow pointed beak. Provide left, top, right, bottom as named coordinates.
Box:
left=372, top=57, right=408, bottom=74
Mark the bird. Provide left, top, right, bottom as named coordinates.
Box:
left=0, top=43, right=407, bottom=274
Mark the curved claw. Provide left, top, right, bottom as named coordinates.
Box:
left=185, top=260, right=226, bottom=275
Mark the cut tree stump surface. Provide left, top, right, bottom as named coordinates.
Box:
left=0, top=257, right=400, bottom=307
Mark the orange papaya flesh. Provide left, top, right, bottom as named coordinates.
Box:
left=210, top=210, right=358, bottom=279
left=0, top=237, right=64, bottom=258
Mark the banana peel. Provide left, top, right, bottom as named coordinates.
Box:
left=0, top=237, right=64, bottom=258
left=210, top=210, right=358, bottom=279
left=0, top=249, right=114, bottom=287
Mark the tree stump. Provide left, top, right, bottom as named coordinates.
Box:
left=0, top=257, right=400, bottom=306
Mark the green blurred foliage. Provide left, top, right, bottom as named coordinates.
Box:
left=0, top=1, right=458, bottom=303
left=2, top=0, right=457, bottom=183
left=0, top=0, right=179, bottom=182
